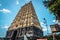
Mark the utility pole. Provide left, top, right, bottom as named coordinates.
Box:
left=52, top=33, right=55, bottom=40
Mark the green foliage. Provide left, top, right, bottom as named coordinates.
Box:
left=58, top=34, right=60, bottom=38
left=49, top=3, right=57, bottom=15
left=48, top=36, right=53, bottom=40
left=43, top=0, right=60, bottom=19
left=48, top=34, right=60, bottom=40
left=49, top=0, right=60, bottom=16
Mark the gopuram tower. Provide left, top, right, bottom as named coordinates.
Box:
left=6, top=1, right=43, bottom=40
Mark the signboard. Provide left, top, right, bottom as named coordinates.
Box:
left=37, top=38, right=47, bottom=40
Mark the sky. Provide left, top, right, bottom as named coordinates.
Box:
left=0, top=0, right=56, bottom=37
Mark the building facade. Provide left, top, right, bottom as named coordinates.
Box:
left=50, top=24, right=60, bottom=33
left=6, top=1, right=43, bottom=40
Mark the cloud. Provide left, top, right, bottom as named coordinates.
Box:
left=16, top=0, right=19, bottom=5
left=0, top=8, right=11, bottom=13
left=40, top=22, right=46, bottom=27
left=40, top=22, right=47, bottom=31
left=40, top=22, right=44, bottom=25
left=42, top=25, right=47, bottom=32
left=52, top=20, right=60, bottom=25
left=53, top=19, right=56, bottom=22
left=42, top=28, right=47, bottom=31
left=1, top=25, right=9, bottom=29
left=0, top=4, right=2, bottom=6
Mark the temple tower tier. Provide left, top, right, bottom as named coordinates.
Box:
left=6, top=1, right=43, bottom=40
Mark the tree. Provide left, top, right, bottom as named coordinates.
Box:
left=43, top=0, right=60, bottom=20
left=48, top=36, right=53, bottom=40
